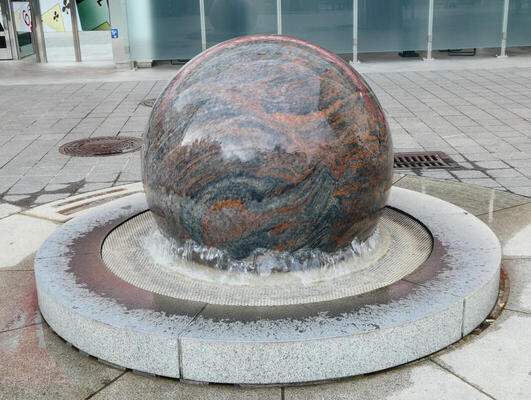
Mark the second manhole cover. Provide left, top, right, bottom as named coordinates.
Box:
left=59, top=137, right=143, bottom=157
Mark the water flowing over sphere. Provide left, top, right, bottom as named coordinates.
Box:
left=142, top=35, right=393, bottom=261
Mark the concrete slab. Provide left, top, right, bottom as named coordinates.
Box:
left=394, top=175, right=530, bottom=216
left=435, top=310, right=531, bottom=400
left=503, top=258, right=531, bottom=314
left=24, top=182, right=143, bottom=223
left=478, top=202, right=531, bottom=253
left=91, top=372, right=281, bottom=400
left=0, top=270, right=39, bottom=332
left=0, top=215, right=58, bottom=269
left=0, top=202, right=21, bottom=219
left=284, top=360, right=490, bottom=400
left=0, top=323, right=124, bottom=399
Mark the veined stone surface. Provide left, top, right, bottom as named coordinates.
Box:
left=143, top=35, right=393, bottom=260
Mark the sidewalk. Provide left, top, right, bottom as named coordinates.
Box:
left=1, top=53, right=531, bottom=214
left=1, top=51, right=531, bottom=399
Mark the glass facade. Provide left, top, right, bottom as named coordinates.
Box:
left=283, top=0, right=353, bottom=53
left=432, top=0, right=504, bottom=50
left=126, top=0, right=202, bottom=61
left=359, top=0, right=428, bottom=52
left=507, top=0, right=531, bottom=47
left=124, top=0, right=531, bottom=62
left=205, top=0, right=277, bottom=47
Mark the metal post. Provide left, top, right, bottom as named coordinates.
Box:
left=350, top=0, right=359, bottom=65
left=69, top=0, right=81, bottom=62
left=30, top=0, right=47, bottom=63
left=424, top=0, right=434, bottom=61
left=498, top=0, right=510, bottom=58
left=199, top=0, right=206, bottom=51
left=6, top=0, right=20, bottom=59
left=276, top=0, right=282, bottom=35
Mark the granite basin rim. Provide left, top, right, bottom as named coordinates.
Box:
left=34, top=187, right=501, bottom=384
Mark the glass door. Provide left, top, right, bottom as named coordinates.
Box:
left=0, top=0, right=13, bottom=59
left=9, top=0, right=35, bottom=58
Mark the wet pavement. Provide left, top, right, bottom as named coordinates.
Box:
left=1, top=54, right=531, bottom=398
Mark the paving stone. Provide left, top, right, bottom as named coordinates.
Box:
left=475, top=160, right=509, bottom=169
left=0, top=270, right=39, bottom=332
left=458, top=178, right=501, bottom=188
left=90, top=372, right=281, bottom=400
left=394, top=175, right=528, bottom=216
left=494, top=176, right=531, bottom=187
left=0, top=215, right=58, bottom=269
left=452, top=170, right=488, bottom=179
left=0, top=202, right=21, bottom=219
left=0, top=323, right=124, bottom=399
left=503, top=258, right=531, bottom=313
left=486, top=169, right=524, bottom=178
left=285, top=361, right=489, bottom=400
left=34, top=193, right=71, bottom=204
left=434, top=311, right=531, bottom=400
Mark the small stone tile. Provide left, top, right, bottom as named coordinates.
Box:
left=76, top=182, right=114, bottom=193
left=34, top=193, right=70, bottom=204
left=475, top=160, right=508, bottom=169
left=90, top=372, right=281, bottom=400
left=416, top=169, right=453, bottom=179
left=508, top=187, right=531, bottom=197
left=452, top=170, right=488, bottom=179
left=494, top=176, right=531, bottom=187
left=486, top=169, right=523, bottom=178
left=458, top=178, right=500, bottom=188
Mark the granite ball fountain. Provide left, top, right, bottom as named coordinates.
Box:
left=35, top=36, right=501, bottom=385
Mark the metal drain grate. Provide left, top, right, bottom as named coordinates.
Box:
left=140, top=98, right=156, bottom=107
left=59, top=137, right=143, bottom=157
left=394, top=151, right=458, bottom=169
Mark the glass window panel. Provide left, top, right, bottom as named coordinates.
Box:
left=432, top=0, right=504, bottom=50
left=507, top=0, right=531, bottom=47
left=126, top=0, right=201, bottom=62
left=39, top=0, right=76, bottom=62
left=204, top=0, right=277, bottom=48
left=11, top=1, right=35, bottom=57
left=358, top=0, right=428, bottom=53
left=282, top=0, right=353, bottom=54
left=76, top=0, right=113, bottom=61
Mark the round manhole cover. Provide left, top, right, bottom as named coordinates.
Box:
left=59, top=137, right=143, bottom=157
left=141, top=98, right=156, bottom=107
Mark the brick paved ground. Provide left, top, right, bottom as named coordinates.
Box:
left=1, top=66, right=531, bottom=210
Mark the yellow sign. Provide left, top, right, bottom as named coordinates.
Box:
left=42, top=4, right=65, bottom=32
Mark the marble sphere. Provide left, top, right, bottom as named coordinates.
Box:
left=142, top=35, right=393, bottom=261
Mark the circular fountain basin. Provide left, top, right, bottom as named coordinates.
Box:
left=34, top=187, right=501, bottom=385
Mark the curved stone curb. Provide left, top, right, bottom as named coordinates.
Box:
left=34, top=187, right=501, bottom=384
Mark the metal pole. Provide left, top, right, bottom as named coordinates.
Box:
left=69, top=0, right=81, bottom=62
left=199, top=0, right=206, bottom=51
left=351, top=0, right=359, bottom=64
left=498, top=0, right=510, bottom=58
left=424, top=0, right=434, bottom=61
left=30, top=0, right=47, bottom=63
left=7, top=0, right=20, bottom=59
left=276, top=0, right=282, bottom=35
